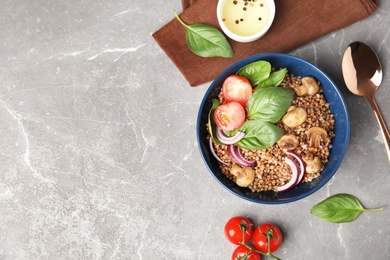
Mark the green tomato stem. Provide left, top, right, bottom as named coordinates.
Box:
left=239, top=242, right=281, bottom=260
left=265, top=228, right=282, bottom=260
left=238, top=225, right=283, bottom=260
left=266, top=228, right=273, bottom=254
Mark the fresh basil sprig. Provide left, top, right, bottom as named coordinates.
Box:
left=257, top=68, right=287, bottom=89
left=237, top=60, right=271, bottom=86
left=235, top=119, right=285, bottom=150
left=207, top=61, right=291, bottom=150
left=208, top=99, right=222, bottom=144
left=246, top=87, right=294, bottom=123
left=311, top=193, right=384, bottom=223
left=173, top=10, right=234, bottom=58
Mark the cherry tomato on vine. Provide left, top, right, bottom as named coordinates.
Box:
left=231, top=245, right=261, bottom=260
left=222, top=75, right=253, bottom=106
left=214, top=101, right=246, bottom=131
left=224, top=216, right=253, bottom=245
left=252, top=223, right=283, bottom=253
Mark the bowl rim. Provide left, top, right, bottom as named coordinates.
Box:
left=217, top=0, right=276, bottom=43
left=196, top=53, right=350, bottom=204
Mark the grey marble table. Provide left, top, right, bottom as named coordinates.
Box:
left=1, top=0, right=389, bottom=259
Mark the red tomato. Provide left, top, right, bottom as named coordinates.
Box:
left=222, top=75, right=253, bottom=106
left=252, top=223, right=283, bottom=253
left=214, top=101, right=246, bottom=131
left=224, top=216, right=253, bottom=245
left=231, top=245, right=261, bottom=260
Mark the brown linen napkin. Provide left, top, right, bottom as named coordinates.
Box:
left=181, top=0, right=199, bottom=10
left=153, top=0, right=378, bottom=86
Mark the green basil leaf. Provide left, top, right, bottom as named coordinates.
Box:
left=236, top=119, right=285, bottom=150
left=208, top=99, right=222, bottom=144
left=174, top=10, right=234, bottom=58
left=247, top=87, right=294, bottom=122
left=186, top=24, right=234, bottom=58
left=311, top=194, right=384, bottom=223
left=224, top=129, right=237, bottom=137
left=237, top=60, right=271, bottom=86
left=257, top=68, right=287, bottom=89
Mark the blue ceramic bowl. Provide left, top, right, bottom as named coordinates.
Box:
left=196, top=53, right=350, bottom=204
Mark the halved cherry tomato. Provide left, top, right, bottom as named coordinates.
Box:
left=224, top=216, right=253, bottom=245
left=252, top=223, right=283, bottom=253
left=214, top=101, right=246, bottom=131
left=231, top=245, right=261, bottom=260
left=222, top=75, right=253, bottom=106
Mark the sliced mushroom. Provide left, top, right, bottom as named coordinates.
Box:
left=294, top=76, right=320, bottom=96
left=305, top=156, right=322, bottom=174
left=301, top=152, right=322, bottom=174
left=282, top=106, right=307, bottom=128
left=302, top=150, right=314, bottom=162
left=307, top=126, right=329, bottom=148
left=277, top=134, right=299, bottom=151
left=230, top=164, right=255, bottom=187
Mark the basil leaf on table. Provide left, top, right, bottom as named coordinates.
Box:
left=246, top=87, right=294, bottom=123
left=208, top=99, right=222, bottom=144
left=257, top=68, right=287, bottom=88
left=311, top=193, right=384, bottom=223
left=236, top=119, right=285, bottom=150
left=174, top=10, right=234, bottom=58
left=237, top=60, right=271, bottom=86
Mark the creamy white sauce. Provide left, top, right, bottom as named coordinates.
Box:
left=221, top=0, right=270, bottom=36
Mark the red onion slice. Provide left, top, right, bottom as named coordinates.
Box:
left=286, top=150, right=305, bottom=184
left=209, top=138, right=228, bottom=165
left=277, top=156, right=300, bottom=193
left=216, top=127, right=245, bottom=145
left=227, top=144, right=257, bottom=167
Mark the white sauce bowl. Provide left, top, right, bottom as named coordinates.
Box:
left=217, top=0, right=276, bottom=43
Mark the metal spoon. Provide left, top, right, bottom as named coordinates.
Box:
left=342, top=41, right=390, bottom=162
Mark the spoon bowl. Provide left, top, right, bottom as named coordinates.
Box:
left=342, top=41, right=390, bottom=162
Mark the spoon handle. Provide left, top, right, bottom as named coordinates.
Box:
left=367, top=97, right=390, bottom=162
